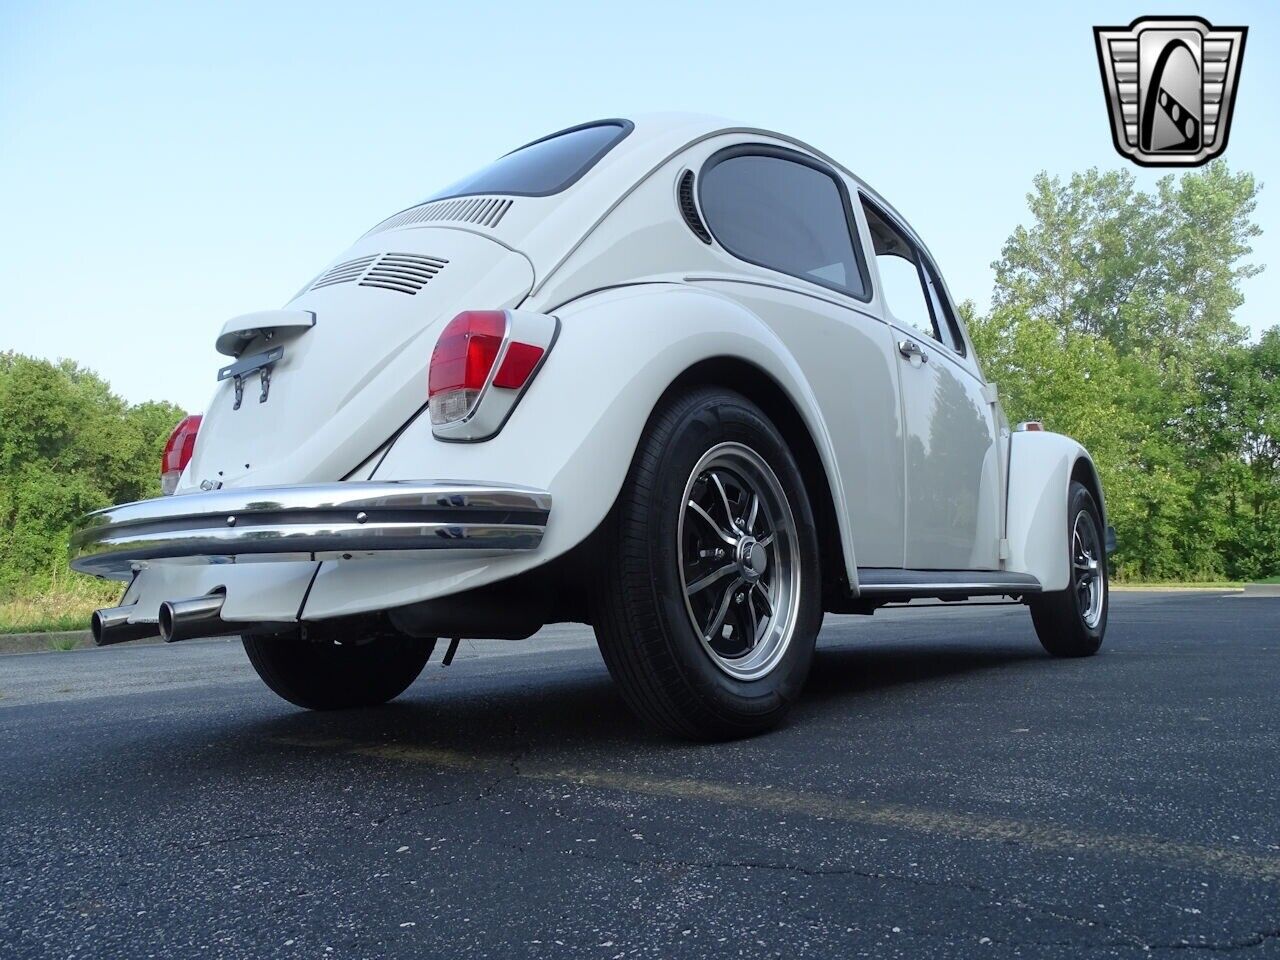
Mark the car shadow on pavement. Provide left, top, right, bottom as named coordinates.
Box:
left=245, top=663, right=651, bottom=755
left=224, top=637, right=1047, bottom=766
left=13, top=636, right=1052, bottom=806
left=804, top=639, right=1046, bottom=704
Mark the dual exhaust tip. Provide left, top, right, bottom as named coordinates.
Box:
left=92, top=592, right=233, bottom=646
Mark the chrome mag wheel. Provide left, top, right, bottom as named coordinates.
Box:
left=1073, top=510, right=1106, bottom=629
left=676, top=442, right=801, bottom=681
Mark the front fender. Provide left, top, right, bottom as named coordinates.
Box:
left=301, top=282, right=854, bottom=619
left=1005, top=431, right=1106, bottom=592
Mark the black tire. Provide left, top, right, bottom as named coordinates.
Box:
left=1029, top=481, right=1108, bottom=657
left=591, top=386, right=823, bottom=740
left=242, top=632, right=435, bottom=710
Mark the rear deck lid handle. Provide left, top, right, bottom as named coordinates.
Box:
left=215, top=310, right=316, bottom=358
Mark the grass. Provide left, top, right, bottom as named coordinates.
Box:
left=0, top=577, right=119, bottom=635
left=1254, top=575, right=1280, bottom=584
left=1111, top=581, right=1246, bottom=590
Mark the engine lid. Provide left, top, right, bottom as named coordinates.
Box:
left=186, top=228, right=534, bottom=490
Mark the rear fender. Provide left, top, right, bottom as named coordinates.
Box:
left=301, top=283, right=854, bottom=619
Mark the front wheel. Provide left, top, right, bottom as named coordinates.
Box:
left=592, top=387, right=823, bottom=740
left=1029, top=480, right=1108, bottom=657
left=243, top=632, right=435, bottom=710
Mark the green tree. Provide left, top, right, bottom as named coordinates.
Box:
left=0, top=353, right=184, bottom=594
left=991, top=163, right=1261, bottom=360
left=973, top=161, right=1268, bottom=580
left=1188, top=329, right=1280, bottom=579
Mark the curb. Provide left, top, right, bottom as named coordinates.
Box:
left=1110, top=585, right=1244, bottom=592
left=1243, top=583, right=1280, bottom=597
left=0, top=630, right=93, bottom=655
left=0, top=631, right=165, bottom=655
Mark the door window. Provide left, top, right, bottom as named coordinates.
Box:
left=699, top=148, right=870, bottom=300
left=861, top=200, right=941, bottom=342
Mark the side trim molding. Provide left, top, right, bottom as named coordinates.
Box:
left=856, top=567, right=1042, bottom=599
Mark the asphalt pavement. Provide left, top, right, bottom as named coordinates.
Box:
left=1, top=592, right=1277, bottom=959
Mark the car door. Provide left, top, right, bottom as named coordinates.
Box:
left=691, top=145, right=906, bottom=568
left=860, top=197, right=1002, bottom=570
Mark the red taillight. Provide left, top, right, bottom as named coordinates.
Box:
left=428, top=310, right=547, bottom=427
left=428, top=311, right=507, bottom=400
left=1017, top=420, right=1044, bottom=432
left=161, top=414, right=202, bottom=495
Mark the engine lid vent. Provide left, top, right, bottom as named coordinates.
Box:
left=310, top=254, right=378, bottom=290
left=365, top=196, right=515, bottom=237
left=305, top=252, right=449, bottom=296
left=359, top=253, right=449, bottom=294
left=678, top=170, right=712, bottom=244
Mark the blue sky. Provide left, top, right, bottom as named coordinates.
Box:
left=1, top=1, right=1275, bottom=412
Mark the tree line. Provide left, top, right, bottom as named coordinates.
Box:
left=968, top=162, right=1276, bottom=580
left=0, top=161, right=1274, bottom=596
left=0, top=354, right=183, bottom=594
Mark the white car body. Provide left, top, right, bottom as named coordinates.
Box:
left=72, top=114, right=1108, bottom=637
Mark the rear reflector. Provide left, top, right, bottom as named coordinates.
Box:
left=493, top=341, right=546, bottom=389
left=161, top=414, right=202, bottom=495
left=428, top=310, right=549, bottom=431
left=1015, top=420, right=1044, bottom=432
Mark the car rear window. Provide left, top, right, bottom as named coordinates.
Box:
left=426, top=120, right=633, bottom=202
left=698, top=148, right=869, bottom=300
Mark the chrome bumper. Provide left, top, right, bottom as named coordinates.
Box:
left=69, top=481, right=552, bottom=580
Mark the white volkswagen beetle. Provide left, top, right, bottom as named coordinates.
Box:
left=70, top=114, right=1112, bottom=739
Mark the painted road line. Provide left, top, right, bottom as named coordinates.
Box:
left=270, top=735, right=1280, bottom=882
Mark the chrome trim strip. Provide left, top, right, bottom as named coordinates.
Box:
left=857, top=580, right=1042, bottom=596
left=69, top=481, right=552, bottom=580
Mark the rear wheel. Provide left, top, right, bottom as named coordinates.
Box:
left=1029, top=481, right=1108, bottom=657
left=242, top=632, right=435, bottom=709
left=592, top=387, right=822, bottom=740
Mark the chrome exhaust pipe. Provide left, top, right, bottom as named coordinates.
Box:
left=91, top=606, right=159, bottom=646
left=158, top=593, right=238, bottom=643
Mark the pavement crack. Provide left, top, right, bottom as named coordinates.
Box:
left=187, top=830, right=284, bottom=849
left=1145, top=929, right=1280, bottom=952
left=553, top=847, right=1162, bottom=950
left=558, top=847, right=991, bottom=891
left=985, top=929, right=1280, bottom=953
left=998, top=896, right=1147, bottom=946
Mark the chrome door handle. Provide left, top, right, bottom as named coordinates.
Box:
left=897, top=339, right=929, bottom=363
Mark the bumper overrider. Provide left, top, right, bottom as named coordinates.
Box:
left=69, top=481, right=552, bottom=580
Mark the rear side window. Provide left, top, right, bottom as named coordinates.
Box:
left=426, top=120, right=633, bottom=202
left=698, top=148, right=869, bottom=300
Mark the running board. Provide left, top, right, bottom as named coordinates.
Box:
left=855, top=568, right=1042, bottom=601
